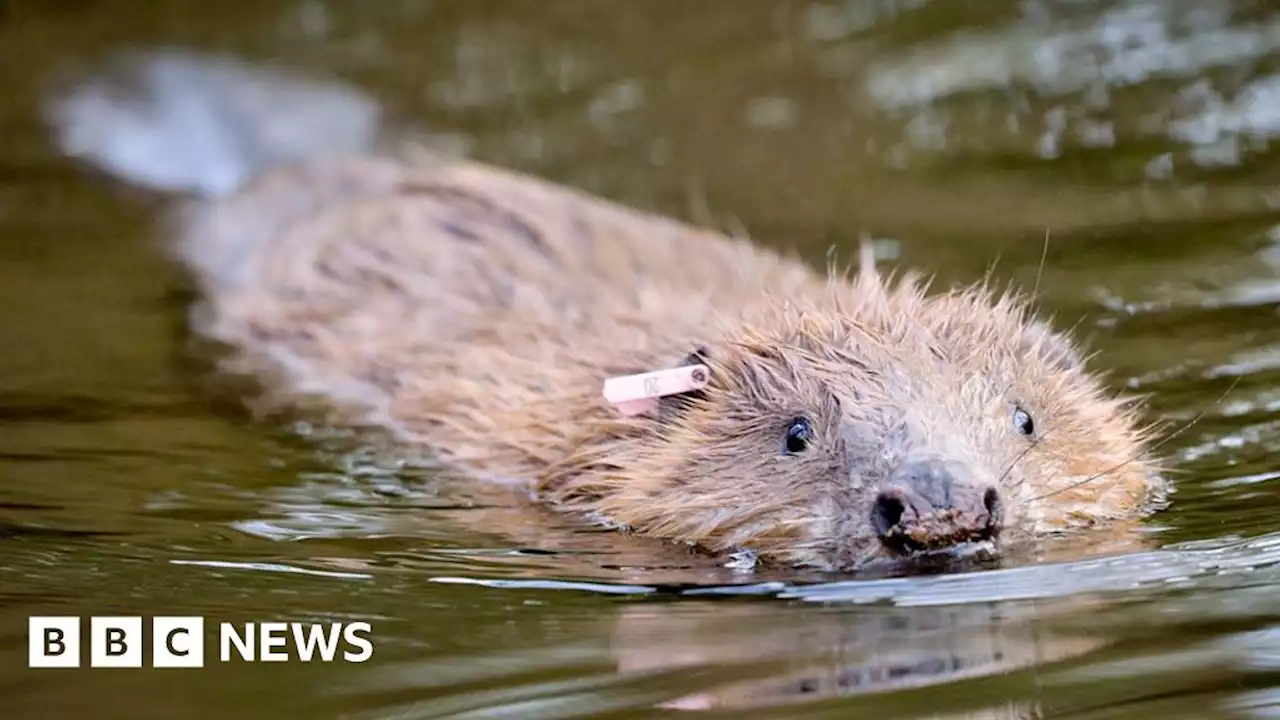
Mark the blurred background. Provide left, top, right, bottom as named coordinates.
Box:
left=3, top=1, right=1280, bottom=718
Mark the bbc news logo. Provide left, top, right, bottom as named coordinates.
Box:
left=29, top=616, right=374, bottom=668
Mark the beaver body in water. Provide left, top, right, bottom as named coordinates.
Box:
left=51, top=52, right=1163, bottom=572
left=177, top=150, right=1161, bottom=571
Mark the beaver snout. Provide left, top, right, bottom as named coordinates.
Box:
left=870, top=460, right=1002, bottom=554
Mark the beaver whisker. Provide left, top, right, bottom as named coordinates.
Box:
left=1031, top=229, right=1051, bottom=302
left=1032, top=374, right=1241, bottom=502
left=997, top=433, right=1043, bottom=493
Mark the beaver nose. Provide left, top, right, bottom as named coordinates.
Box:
left=870, top=460, right=1002, bottom=554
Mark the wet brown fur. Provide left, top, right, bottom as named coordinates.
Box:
left=175, top=150, right=1163, bottom=572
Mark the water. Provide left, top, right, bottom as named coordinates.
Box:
left=3, top=0, right=1280, bottom=717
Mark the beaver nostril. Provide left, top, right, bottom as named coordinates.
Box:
left=871, top=492, right=906, bottom=536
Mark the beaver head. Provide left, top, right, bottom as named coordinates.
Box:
left=570, top=262, right=1161, bottom=572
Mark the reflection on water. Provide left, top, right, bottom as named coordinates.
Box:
left=3, top=0, right=1280, bottom=718
left=319, top=546, right=1280, bottom=719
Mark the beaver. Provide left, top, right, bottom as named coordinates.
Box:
left=170, top=149, right=1163, bottom=571
left=50, top=51, right=1164, bottom=572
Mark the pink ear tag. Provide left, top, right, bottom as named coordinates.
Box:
left=602, top=364, right=711, bottom=416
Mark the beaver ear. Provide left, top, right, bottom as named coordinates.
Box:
left=657, top=345, right=713, bottom=421
left=680, top=345, right=712, bottom=369
left=1020, top=320, right=1086, bottom=373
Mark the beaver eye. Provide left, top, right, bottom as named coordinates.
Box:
left=1013, top=407, right=1035, bottom=437
left=784, top=417, right=813, bottom=454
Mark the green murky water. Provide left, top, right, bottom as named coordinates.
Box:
left=4, top=1, right=1280, bottom=718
